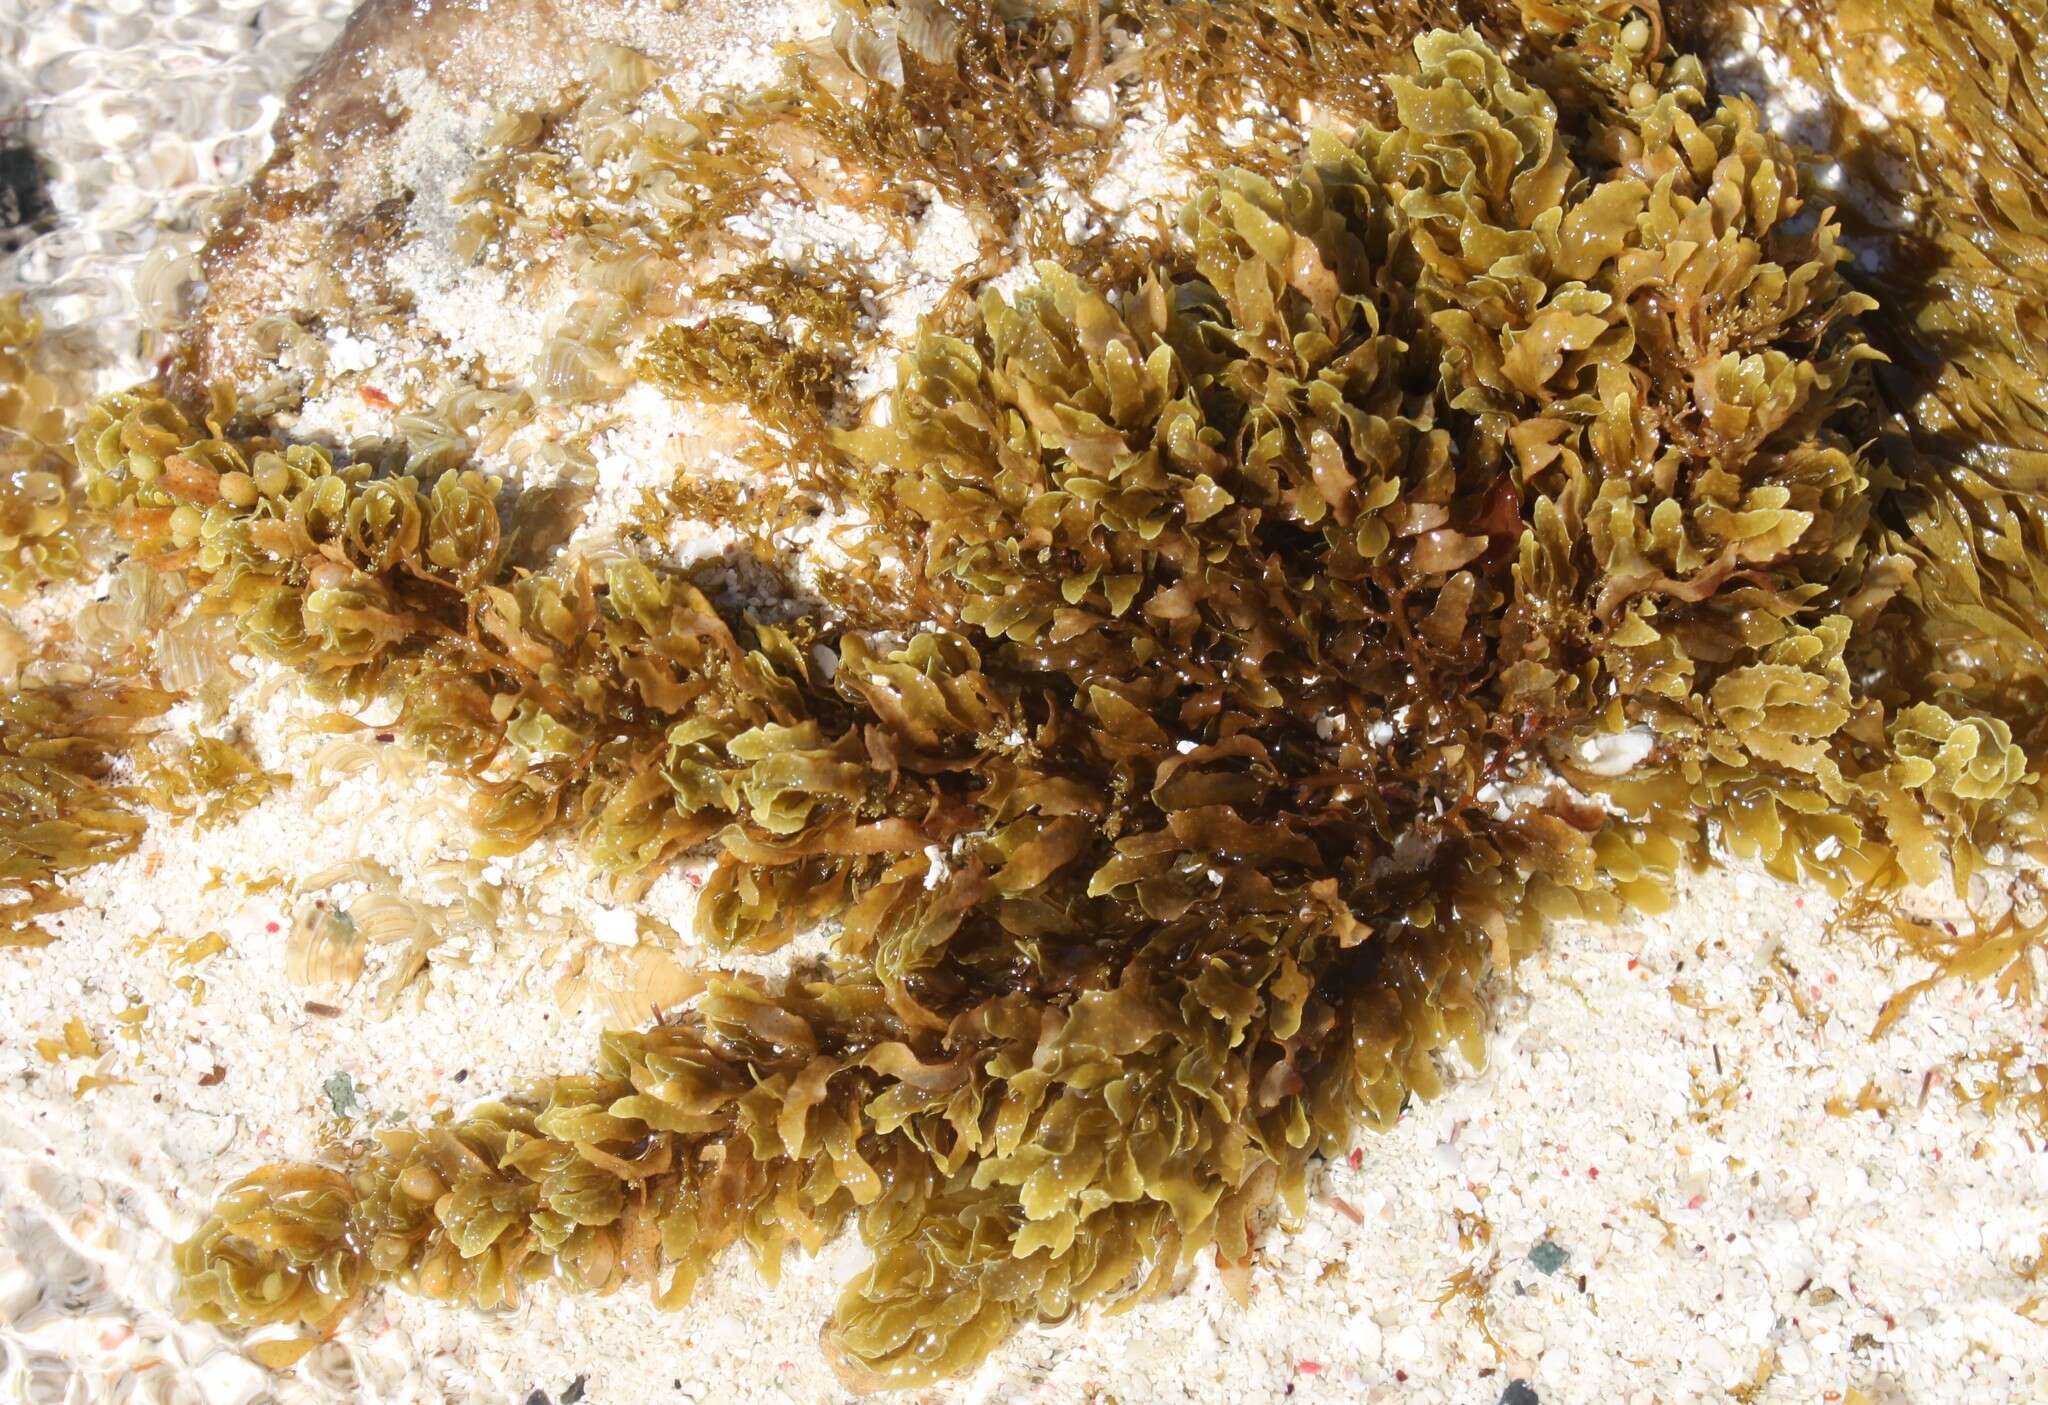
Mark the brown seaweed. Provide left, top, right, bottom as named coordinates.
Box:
left=150, top=6, right=2048, bottom=1387
left=0, top=684, right=172, bottom=946
left=0, top=294, right=89, bottom=599
left=0, top=0, right=1935, bottom=1389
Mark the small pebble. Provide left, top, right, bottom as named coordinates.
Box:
left=1500, top=1381, right=1540, bottom=1405
left=0, top=144, right=52, bottom=244
left=322, top=1070, right=358, bottom=1117
left=1528, top=1239, right=1570, bottom=1275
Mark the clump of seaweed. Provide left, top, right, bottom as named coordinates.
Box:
left=634, top=256, right=931, bottom=610
left=1682, top=0, right=2048, bottom=766
left=1, top=684, right=172, bottom=946
left=1118, top=0, right=1523, bottom=158
left=71, top=390, right=840, bottom=862
left=637, top=257, right=872, bottom=449
left=791, top=0, right=1109, bottom=232
left=153, top=8, right=2048, bottom=1386
left=1866, top=874, right=2048, bottom=1038
left=135, top=733, right=281, bottom=827
left=444, top=0, right=1131, bottom=368
left=0, top=293, right=89, bottom=599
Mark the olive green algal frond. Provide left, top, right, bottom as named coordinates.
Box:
left=135, top=734, right=282, bottom=828
left=1119, top=0, right=1525, bottom=162
left=1, top=684, right=173, bottom=947
left=155, top=13, right=2048, bottom=1388
left=1705, top=0, right=2048, bottom=767
left=636, top=256, right=874, bottom=451
left=0, top=294, right=92, bottom=600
